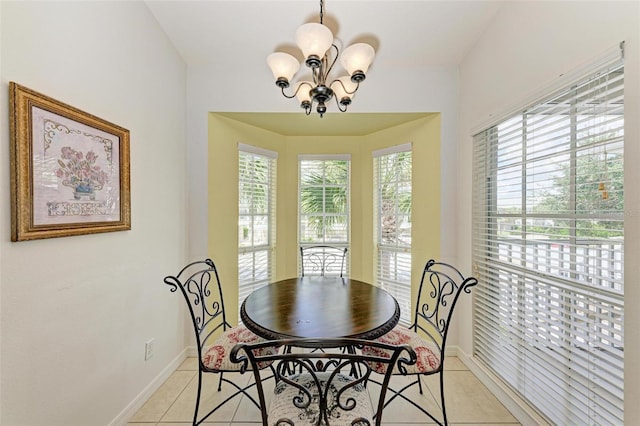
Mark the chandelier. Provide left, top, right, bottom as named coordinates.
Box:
left=266, top=0, right=375, bottom=117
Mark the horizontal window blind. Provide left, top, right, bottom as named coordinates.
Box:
left=374, top=146, right=412, bottom=324
left=472, top=53, right=624, bottom=425
left=238, top=147, right=277, bottom=318
left=298, top=158, right=350, bottom=275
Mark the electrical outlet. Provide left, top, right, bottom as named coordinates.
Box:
left=145, top=338, right=155, bottom=361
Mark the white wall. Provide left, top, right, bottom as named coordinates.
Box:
left=458, top=0, right=639, bottom=422
left=0, top=2, right=188, bottom=424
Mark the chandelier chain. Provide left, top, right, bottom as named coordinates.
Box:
left=319, top=0, right=324, bottom=24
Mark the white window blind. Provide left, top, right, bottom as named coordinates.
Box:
left=298, top=156, right=350, bottom=274
left=472, top=53, right=624, bottom=425
left=374, top=144, right=412, bottom=324
left=238, top=145, right=277, bottom=318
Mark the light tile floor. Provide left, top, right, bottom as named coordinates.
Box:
left=128, top=356, right=520, bottom=425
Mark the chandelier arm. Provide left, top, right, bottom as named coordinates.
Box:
left=327, top=78, right=360, bottom=96
left=280, top=82, right=314, bottom=100
left=323, top=44, right=340, bottom=80
left=334, top=95, right=348, bottom=112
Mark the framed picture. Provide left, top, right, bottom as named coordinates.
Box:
left=9, top=82, right=131, bottom=241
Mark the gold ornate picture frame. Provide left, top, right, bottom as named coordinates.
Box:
left=9, top=82, right=131, bottom=241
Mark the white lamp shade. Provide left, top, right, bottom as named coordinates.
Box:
left=295, top=23, right=333, bottom=59
left=331, top=76, right=357, bottom=100
left=295, top=81, right=314, bottom=103
left=340, top=43, right=375, bottom=76
left=267, top=52, right=300, bottom=82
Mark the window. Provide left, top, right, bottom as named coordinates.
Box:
left=298, top=155, right=350, bottom=273
left=374, top=144, right=412, bottom=324
left=238, top=144, right=277, bottom=317
left=472, top=53, right=624, bottom=425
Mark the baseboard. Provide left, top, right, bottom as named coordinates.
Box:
left=449, top=346, right=551, bottom=426
left=186, top=345, right=198, bottom=357
left=109, top=347, right=189, bottom=426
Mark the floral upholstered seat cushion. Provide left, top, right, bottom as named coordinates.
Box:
left=362, top=325, right=441, bottom=375
left=202, top=325, right=277, bottom=371
left=268, top=371, right=372, bottom=426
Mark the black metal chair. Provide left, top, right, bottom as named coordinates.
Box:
left=362, top=259, right=478, bottom=426
left=230, top=337, right=417, bottom=426
left=297, top=245, right=351, bottom=357
left=300, top=245, right=348, bottom=277
left=164, top=258, right=278, bottom=425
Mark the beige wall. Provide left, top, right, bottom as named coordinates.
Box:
left=208, top=113, right=440, bottom=323
left=207, top=114, right=286, bottom=321
left=279, top=136, right=364, bottom=280
left=364, top=115, right=441, bottom=296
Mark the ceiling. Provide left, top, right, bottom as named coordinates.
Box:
left=145, top=0, right=504, bottom=135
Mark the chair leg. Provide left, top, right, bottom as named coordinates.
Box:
left=439, top=371, right=448, bottom=426
left=193, top=369, right=203, bottom=426
left=217, top=371, right=223, bottom=392
left=370, top=375, right=445, bottom=426
left=281, top=345, right=299, bottom=375
left=344, top=345, right=362, bottom=378
left=195, top=371, right=272, bottom=425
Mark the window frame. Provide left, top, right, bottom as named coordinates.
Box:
left=472, top=56, right=624, bottom=425
left=298, top=155, right=351, bottom=275
left=238, top=144, right=277, bottom=319
left=373, top=143, right=412, bottom=325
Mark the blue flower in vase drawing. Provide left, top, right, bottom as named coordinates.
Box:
left=55, top=146, right=109, bottom=200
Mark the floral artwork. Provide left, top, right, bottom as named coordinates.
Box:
left=33, top=113, right=120, bottom=225
left=9, top=82, right=130, bottom=241
left=56, top=147, right=109, bottom=200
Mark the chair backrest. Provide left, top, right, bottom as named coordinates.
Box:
left=164, top=259, right=231, bottom=358
left=300, top=245, right=348, bottom=277
left=411, top=259, right=478, bottom=356
left=231, top=338, right=416, bottom=426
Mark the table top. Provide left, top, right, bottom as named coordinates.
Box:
left=240, top=276, right=400, bottom=340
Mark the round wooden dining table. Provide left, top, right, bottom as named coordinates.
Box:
left=240, top=276, right=400, bottom=340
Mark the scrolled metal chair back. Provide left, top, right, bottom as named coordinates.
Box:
left=164, top=259, right=230, bottom=358
left=412, top=260, right=478, bottom=355
left=231, top=338, right=416, bottom=426
left=300, top=245, right=348, bottom=277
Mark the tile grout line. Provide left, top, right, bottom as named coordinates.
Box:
left=157, top=370, right=197, bottom=424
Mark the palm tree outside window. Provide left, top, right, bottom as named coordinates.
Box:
left=298, top=155, right=350, bottom=275
left=373, top=144, right=412, bottom=324
left=238, top=144, right=277, bottom=320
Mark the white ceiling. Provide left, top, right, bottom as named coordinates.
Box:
left=145, top=0, right=505, bottom=134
